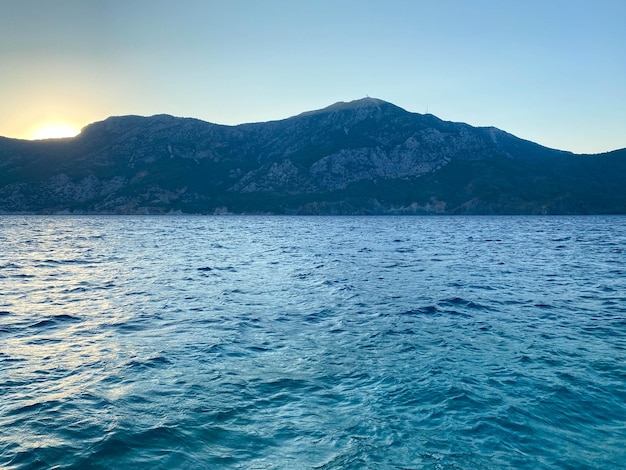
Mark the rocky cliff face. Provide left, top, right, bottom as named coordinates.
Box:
left=1, top=98, right=625, bottom=214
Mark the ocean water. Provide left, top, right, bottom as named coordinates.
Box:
left=1, top=215, right=625, bottom=470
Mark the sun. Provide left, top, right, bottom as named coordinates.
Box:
left=31, top=123, right=80, bottom=140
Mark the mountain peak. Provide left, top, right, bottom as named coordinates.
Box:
left=297, top=97, right=406, bottom=118
left=330, top=96, right=386, bottom=108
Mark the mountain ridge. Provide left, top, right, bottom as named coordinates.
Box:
left=1, top=98, right=624, bottom=214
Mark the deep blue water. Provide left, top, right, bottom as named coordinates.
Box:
left=1, top=215, right=625, bottom=469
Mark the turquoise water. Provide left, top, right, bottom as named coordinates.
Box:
left=1, top=216, right=625, bottom=469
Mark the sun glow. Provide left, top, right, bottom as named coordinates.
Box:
left=31, top=123, right=80, bottom=140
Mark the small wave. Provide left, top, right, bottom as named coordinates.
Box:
left=126, top=355, right=172, bottom=370
left=303, top=309, right=334, bottom=323
left=439, top=297, right=492, bottom=311
left=294, top=272, right=313, bottom=280
left=210, top=266, right=237, bottom=272
left=28, top=314, right=82, bottom=330
left=400, top=305, right=439, bottom=316
left=254, top=377, right=324, bottom=398
left=41, top=258, right=93, bottom=265
left=6, top=398, right=64, bottom=417
left=54, top=313, right=82, bottom=322
left=60, top=286, right=90, bottom=294
left=0, top=262, right=22, bottom=269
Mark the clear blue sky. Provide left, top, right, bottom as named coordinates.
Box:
left=1, top=0, right=624, bottom=153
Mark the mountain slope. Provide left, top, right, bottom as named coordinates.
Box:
left=0, top=98, right=624, bottom=214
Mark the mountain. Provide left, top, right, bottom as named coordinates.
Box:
left=1, top=98, right=625, bottom=214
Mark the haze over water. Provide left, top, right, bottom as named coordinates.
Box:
left=1, top=215, right=625, bottom=469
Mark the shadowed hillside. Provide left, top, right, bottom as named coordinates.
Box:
left=1, top=98, right=625, bottom=214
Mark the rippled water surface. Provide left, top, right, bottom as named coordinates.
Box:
left=1, top=215, right=625, bottom=469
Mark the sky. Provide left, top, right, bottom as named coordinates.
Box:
left=1, top=0, right=624, bottom=153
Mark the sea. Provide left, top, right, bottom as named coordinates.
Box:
left=1, top=215, right=625, bottom=469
